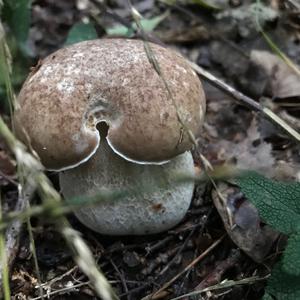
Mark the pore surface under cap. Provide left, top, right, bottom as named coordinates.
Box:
left=14, top=39, right=206, bottom=170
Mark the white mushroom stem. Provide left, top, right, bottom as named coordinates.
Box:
left=59, top=138, right=195, bottom=235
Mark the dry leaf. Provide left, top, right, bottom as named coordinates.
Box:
left=212, top=182, right=279, bottom=262
left=251, top=50, right=300, bottom=99
left=217, top=118, right=275, bottom=175
left=156, top=25, right=209, bottom=43
left=0, top=150, right=16, bottom=176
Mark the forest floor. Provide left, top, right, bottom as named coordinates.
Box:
left=1, top=0, right=300, bottom=299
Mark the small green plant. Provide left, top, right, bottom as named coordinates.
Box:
left=235, top=171, right=300, bottom=300
left=2, top=0, right=31, bottom=53
left=0, top=0, right=31, bottom=114
left=65, top=22, right=98, bottom=46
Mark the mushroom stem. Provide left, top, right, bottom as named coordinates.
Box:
left=59, top=138, right=195, bottom=235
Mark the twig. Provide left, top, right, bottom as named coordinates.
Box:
left=31, top=281, right=90, bottom=300
left=158, top=227, right=196, bottom=276
left=34, top=279, right=148, bottom=300
left=110, top=259, right=130, bottom=300
left=88, top=0, right=163, bottom=45
left=25, top=199, right=44, bottom=299
left=142, top=246, right=181, bottom=276
left=189, top=61, right=300, bottom=143
left=141, top=235, right=225, bottom=300
left=170, top=275, right=270, bottom=300
left=145, top=236, right=174, bottom=256
left=0, top=184, right=35, bottom=300
left=285, top=0, right=300, bottom=9
left=195, top=250, right=242, bottom=290
left=89, top=0, right=133, bottom=29
left=0, top=170, right=18, bottom=186
left=119, top=282, right=155, bottom=298
left=38, top=265, right=78, bottom=289
left=159, top=208, right=213, bottom=277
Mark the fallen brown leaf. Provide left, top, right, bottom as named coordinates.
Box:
left=212, top=182, right=279, bottom=262
left=215, top=118, right=275, bottom=175
left=0, top=150, right=16, bottom=176
left=251, top=50, right=300, bottom=99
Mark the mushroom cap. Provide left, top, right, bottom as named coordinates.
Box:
left=14, top=39, right=206, bottom=170
left=59, top=138, right=195, bottom=235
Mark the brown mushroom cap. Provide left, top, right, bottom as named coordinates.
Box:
left=14, top=39, right=206, bottom=170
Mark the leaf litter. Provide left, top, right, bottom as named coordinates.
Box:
left=3, top=0, right=300, bottom=299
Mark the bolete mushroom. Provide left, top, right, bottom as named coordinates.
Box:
left=14, top=38, right=206, bottom=235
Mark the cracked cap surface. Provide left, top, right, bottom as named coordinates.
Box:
left=14, top=38, right=206, bottom=170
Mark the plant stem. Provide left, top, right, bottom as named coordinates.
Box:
left=0, top=192, right=11, bottom=300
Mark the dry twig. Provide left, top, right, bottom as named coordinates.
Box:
left=141, top=235, right=225, bottom=300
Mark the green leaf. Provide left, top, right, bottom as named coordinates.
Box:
left=235, top=171, right=300, bottom=235
left=65, top=22, right=98, bottom=46
left=235, top=171, right=300, bottom=299
left=262, top=293, right=273, bottom=300
left=2, top=0, right=31, bottom=50
left=139, top=13, right=169, bottom=32
left=263, top=261, right=300, bottom=300
left=282, top=233, right=300, bottom=276
left=106, top=12, right=169, bottom=37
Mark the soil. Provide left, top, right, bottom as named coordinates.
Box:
left=1, top=0, right=300, bottom=299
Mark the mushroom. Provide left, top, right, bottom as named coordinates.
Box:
left=14, top=38, right=206, bottom=235
left=60, top=130, right=196, bottom=235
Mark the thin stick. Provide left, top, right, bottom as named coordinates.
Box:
left=158, top=227, right=196, bottom=276
left=30, top=281, right=90, bottom=300
left=24, top=197, right=44, bottom=299
left=189, top=61, right=300, bottom=143
left=141, top=235, right=225, bottom=300
left=0, top=192, right=11, bottom=300
left=170, top=275, right=270, bottom=300
left=0, top=184, right=33, bottom=300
